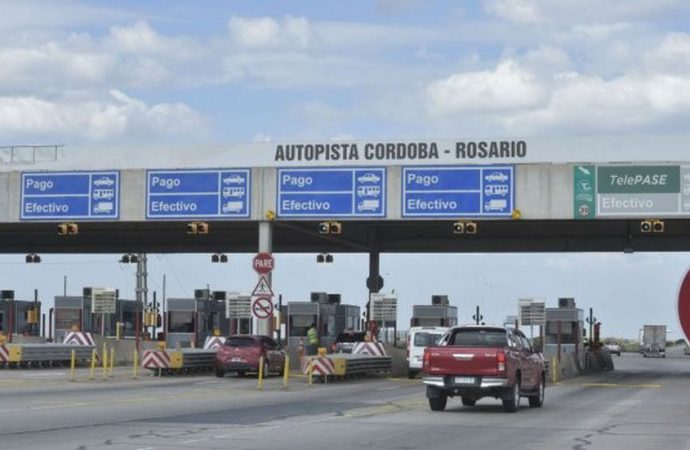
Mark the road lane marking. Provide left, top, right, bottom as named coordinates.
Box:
left=581, top=383, right=661, bottom=389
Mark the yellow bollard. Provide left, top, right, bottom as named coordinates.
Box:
left=133, top=349, right=139, bottom=380
left=283, top=356, right=290, bottom=389
left=308, top=358, right=313, bottom=386
left=70, top=349, right=76, bottom=382
left=102, top=343, right=108, bottom=380
left=257, top=356, right=264, bottom=390
left=109, top=347, right=115, bottom=378
left=551, top=356, right=558, bottom=384
left=89, top=349, right=97, bottom=380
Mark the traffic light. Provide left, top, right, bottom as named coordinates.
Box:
left=156, top=314, right=162, bottom=328
left=57, top=222, right=79, bottom=235
left=25, top=253, right=41, bottom=263
left=187, top=221, right=209, bottom=234
left=640, top=219, right=664, bottom=233
left=465, top=221, right=477, bottom=234
left=318, top=221, right=342, bottom=234
left=329, top=221, right=342, bottom=234
left=640, top=220, right=652, bottom=233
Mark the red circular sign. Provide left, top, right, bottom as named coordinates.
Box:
left=253, top=252, right=275, bottom=274
left=678, top=268, right=690, bottom=342
left=252, top=297, right=274, bottom=319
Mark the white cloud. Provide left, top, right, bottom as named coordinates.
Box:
left=484, top=0, right=543, bottom=24
left=0, top=90, right=205, bottom=141
left=426, top=60, right=546, bottom=115
left=483, top=0, right=688, bottom=25
left=227, top=16, right=313, bottom=50
left=505, top=72, right=690, bottom=133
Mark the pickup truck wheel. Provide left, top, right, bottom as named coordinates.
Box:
left=529, top=376, right=545, bottom=408
left=428, top=394, right=447, bottom=411
left=502, top=380, right=520, bottom=413
left=461, top=397, right=476, bottom=406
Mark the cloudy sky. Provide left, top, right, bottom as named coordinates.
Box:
left=2, top=0, right=690, bottom=339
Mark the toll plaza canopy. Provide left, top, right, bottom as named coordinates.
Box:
left=0, top=134, right=689, bottom=254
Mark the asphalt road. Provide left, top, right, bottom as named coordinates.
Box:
left=1, top=349, right=689, bottom=450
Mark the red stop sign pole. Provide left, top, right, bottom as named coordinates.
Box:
left=678, top=268, right=690, bottom=342
left=253, top=252, right=275, bottom=275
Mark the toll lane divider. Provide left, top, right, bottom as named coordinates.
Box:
left=0, top=343, right=95, bottom=366
left=301, top=354, right=392, bottom=382
left=141, top=348, right=217, bottom=374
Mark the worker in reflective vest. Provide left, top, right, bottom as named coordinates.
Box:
left=307, top=323, right=319, bottom=355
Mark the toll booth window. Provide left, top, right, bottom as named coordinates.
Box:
left=55, top=309, right=80, bottom=330
left=289, top=315, right=313, bottom=337
left=169, top=311, right=194, bottom=333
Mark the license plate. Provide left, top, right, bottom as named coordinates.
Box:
left=455, top=376, right=475, bottom=385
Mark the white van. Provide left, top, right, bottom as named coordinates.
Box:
left=407, top=326, right=448, bottom=378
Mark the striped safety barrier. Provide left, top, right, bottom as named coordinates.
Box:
left=63, top=332, right=96, bottom=346
left=301, top=356, right=336, bottom=376
left=142, top=350, right=172, bottom=369
left=0, top=345, right=9, bottom=363
left=202, top=336, right=226, bottom=350
left=352, top=342, right=387, bottom=357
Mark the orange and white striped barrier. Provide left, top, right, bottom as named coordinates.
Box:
left=352, top=342, right=387, bottom=356
left=142, top=350, right=172, bottom=369
left=301, top=356, right=336, bottom=376
left=63, top=332, right=96, bottom=346
left=0, top=345, right=9, bottom=363
left=202, top=336, right=226, bottom=350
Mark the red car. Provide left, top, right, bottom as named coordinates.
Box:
left=422, top=326, right=545, bottom=412
left=215, top=335, right=287, bottom=378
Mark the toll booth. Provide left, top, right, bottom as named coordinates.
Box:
left=54, top=294, right=138, bottom=341
left=284, top=292, right=360, bottom=360
left=0, top=291, right=41, bottom=340
left=544, top=298, right=584, bottom=357
left=223, top=292, right=253, bottom=336
left=410, top=295, right=458, bottom=327
left=165, top=289, right=230, bottom=348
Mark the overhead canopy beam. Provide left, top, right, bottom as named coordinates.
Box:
left=0, top=219, right=688, bottom=254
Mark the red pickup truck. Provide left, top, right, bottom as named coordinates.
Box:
left=422, top=325, right=545, bottom=412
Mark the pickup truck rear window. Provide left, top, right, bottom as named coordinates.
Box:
left=450, top=329, right=508, bottom=347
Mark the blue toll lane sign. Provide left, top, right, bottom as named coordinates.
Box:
left=278, top=168, right=386, bottom=218
left=21, top=171, right=120, bottom=220
left=146, top=169, right=250, bottom=219
left=402, top=166, right=514, bottom=217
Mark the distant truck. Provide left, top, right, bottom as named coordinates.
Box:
left=641, top=325, right=666, bottom=358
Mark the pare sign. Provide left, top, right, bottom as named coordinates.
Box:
left=253, top=253, right=275, bottom=274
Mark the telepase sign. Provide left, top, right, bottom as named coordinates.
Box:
left=574, top=165, right=690, bottom=218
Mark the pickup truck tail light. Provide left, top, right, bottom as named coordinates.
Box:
left=406, top=335, right=410, bottom=359
left=422, top=348, right=430, bottom=371
left=497, top=350, right=506, bottom=373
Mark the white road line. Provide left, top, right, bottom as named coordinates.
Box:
left=29, top=402, right=87, bottom=410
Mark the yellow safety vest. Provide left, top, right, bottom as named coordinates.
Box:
left=307, top=327, right=318, bottom=345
